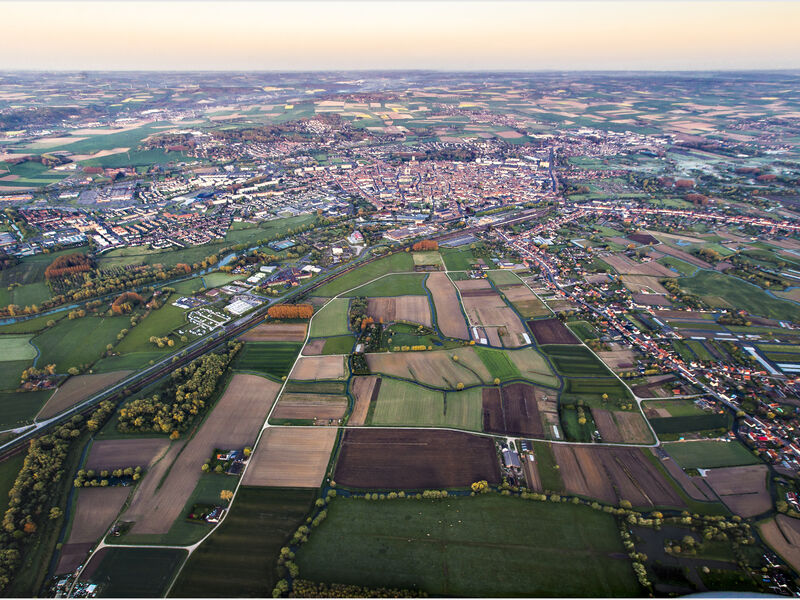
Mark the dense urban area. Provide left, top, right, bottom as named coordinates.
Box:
left=0, top=71, right=799, bottom=597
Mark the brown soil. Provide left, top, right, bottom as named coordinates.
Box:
left=243, top=427, right=337, bottom=488
left=426, top=272, right=469, bottom=339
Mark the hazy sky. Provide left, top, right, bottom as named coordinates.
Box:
left=2, top=1, right=799, bottom=71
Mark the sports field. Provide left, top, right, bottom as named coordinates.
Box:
left=232, top=342, right=303, bottom=380
left=664, top=440, right=761, bottom=469
left=312, top=253, right=414, bottom=297
left=170, top=487, right=315, bottom=597
left=295, top=496, right=639, bottom=597
left=308, top=298, right=350, bottom=337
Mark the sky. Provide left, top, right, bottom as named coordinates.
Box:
left=1, top=1, right=799, bottom=71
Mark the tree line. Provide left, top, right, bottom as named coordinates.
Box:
left=267, top=304, right=314, bottom=320
left=117, top=342, right=241, bottom=436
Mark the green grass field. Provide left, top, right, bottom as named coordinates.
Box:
left=232, top=342, right=302, bottom=381
left=32, top=314, right=132, bottom=372
left=532, top=442, right=563, bottom=492
left=295, top=495, right=639, bottom=597
left=321, top=335, right=356, bottom=354
left=114, top=295, right=189, bottom=355
left=170, top=487, right=315, bottom=598
left=0, top=312, right=63, bottom=335
left=345, top=273, right=428, bottom=297
left=440, top=247, right=477, bottom=271
left=312, top=253, right=414, bottom=297
left=486, top=270, right=521, bottom=286
left=83, top=547, right=187, bottom=597
left=656, top=256, right=698, bottom=276
left=308, top=298, right=351, bottom=337
left=92, top=351, right=163, bottom=374
left=0, top=334, right=37, bottom=362
left=474, top=347, right=521, bottom=381
left=369, top=378, right=482, bottom=431
left=0, top=360, right=28, bottom=391
left=0, top=454, right=25, bottom=513
left=644, top=399, right=706, bottom=417
left=679, top=271, right=800, bottom=321
left=567, top=320, right=600, bottom=341
left=664, top=440, right=761, bottom=469
left=0, top=281, right=51, bottom=308
left=0, top=390, right=52, bottom=429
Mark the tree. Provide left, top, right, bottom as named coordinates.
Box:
left=49, top=507, right=63, bottom=520
left=220, top=490, right=234, bottom=502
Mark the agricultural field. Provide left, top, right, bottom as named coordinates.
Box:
left=56, top=487, right=131, bottom=574
left=37, top=371, right=130, bottom=420
left=703, top=465, right=771, bottom=517
left=307, top=298, right=350, bottom=337
left=334, top=429, right=500, bottom=489
left=425, top=272, right=470, bottom=339
left=0, top=390, right=51, bottom=429
left=120, top=374, right=280, bottom=537
left=758, top=515, right=800, bottom=575
left=290, top=355, right=345, bottom=380
left=295, top=495, right=639, bottom=597
left=348, top=376, right=379, bottom=426
left=85, top=438, right=170, bottom=471
left=170, top=487, right=315, bottom=597
left=312, top=253, right=414, bottom=297
left=678, top=270, right=800, bottom=321
left=499, top=284, right=551, bottom=318
left=505, top=347, right=560, bottom=388
left=240, top=322, right=307, bottom=342
left=232, top=342, right=302, bottom=380
left=486, top=269, right=521, bottom=286
left=474, top=346, right=521, bottom=380
left=552, top=445, right=684, bottom=508
left=346, top=273, right=428, bottom=297
left=243, top=427, right=337, bottom=488
left=412, top=251, right=444, bottom=267
left=664, top=440, right=761, bottom=469
left=528, top=318, right=579, bottom=345
left=320, top=335, right=355, bottom=354
left=365, top=348, right=491, bottom=389
left=481, top=383, right=545, bottom=437
left=366, top=295, right=432, bottom=326
left=369, top=378, right=482, bottom=431
left=440, top=246, right=480, bottom=271
left=270, top=392, right=348, bottom=422
left=592, top=408, right=655, bottom=444
left=458, top=283, right=529, bottom=347
left=79, top=547, right=187, bottom=598
left=113, top=296, right=189, bottom=355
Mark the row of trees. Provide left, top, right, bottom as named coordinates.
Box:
left=111, top=291, right=145, bottom=315
left=43, top=252, right=94, bottom=280
left=0, top=400, right=115, bottom=591
left=73, top=466, right=142, bottom=488
left=117, top=342, right=241, bottom=435
left=267, top=304, right=314, bottom=320
left=411, top=240, right=438, bottom=252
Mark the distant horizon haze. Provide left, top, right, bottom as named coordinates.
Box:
left=1, top=1, right=799, bottom=71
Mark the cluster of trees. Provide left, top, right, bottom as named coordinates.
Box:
left=43, top=252, right=94, bottom=280
left=67, top=309, right=87, bottom=320
left=1, top=261, right=201, bottom=318
left=718, top=312, right=751, bottom=327
left=19, top=364, right=56, bottom=385
left=288, top=580, right=426, bottom=598
left=111, top=291, right=145, bottom=315
left=267, top=304, right=314, bottom=320
left=349, top=353, right=370, bottom=376
left=348, top=298, right=370, bottom=331
left=411, top=240, right=438, bottom=252
left=390, top=345, right=431, bottom=352
left=661, top=278, right=707, bottom=310
left=0, top=400, right=115, bottom=591
left=73, top=466, right=142, bottom=488
left=149, top=336, right=174, bottom=348
left=117, top=343, right=241, bottom=434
